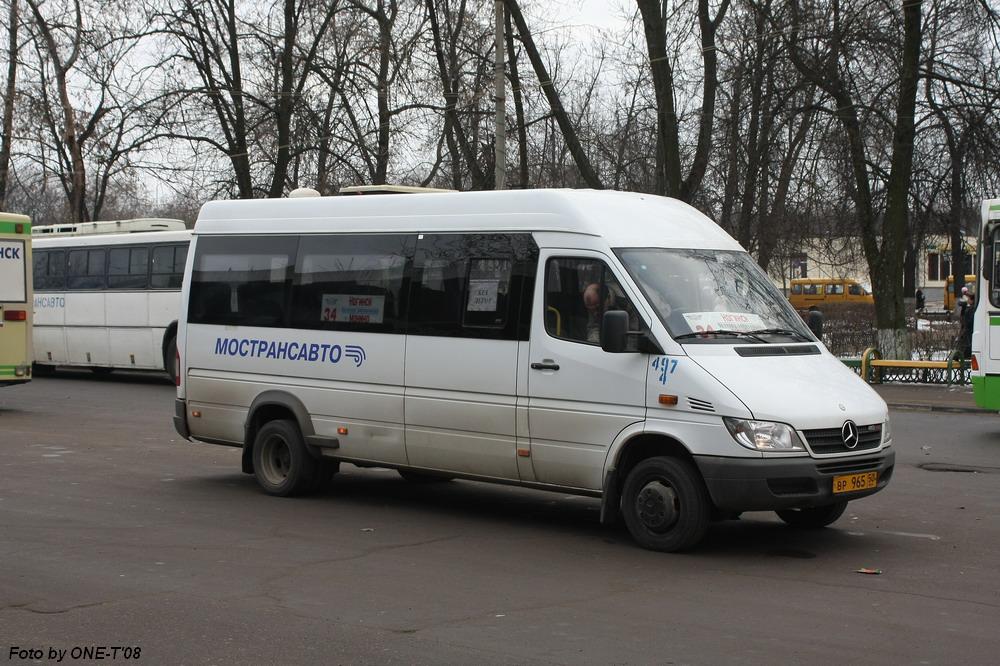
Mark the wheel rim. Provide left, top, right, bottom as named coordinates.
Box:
left=635, top=480, right=679, bottom=532
left=259, top=434, right=292, bottom=486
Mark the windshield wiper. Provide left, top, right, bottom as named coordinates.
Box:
left=673, top=329, right=767, bottom=343
left=746, top=328, right=812, bottom=341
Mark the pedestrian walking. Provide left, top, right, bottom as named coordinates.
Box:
left=807, top=305, right=824, bottom=339
left=960, top=293, right=975, bottom=359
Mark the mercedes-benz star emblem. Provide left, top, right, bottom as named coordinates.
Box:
left=841, top=420, right=859, bottom=449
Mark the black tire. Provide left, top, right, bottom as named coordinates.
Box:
left=620, top=456, right=711, bottom=552
left=32, top=363, right=55, bottom=377
left=164, top=335, right=177, bottom=381
left=776, top=501, right=847, bottom=528
left=398, top=469, right=454, bottom=483
left=251, top=419, right=320, bottom=497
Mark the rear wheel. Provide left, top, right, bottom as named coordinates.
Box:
left=252, top=419, right=320, bottom=497
left=32, top=364, right=55, bottom=377
left=776, top=501, right=847, bottom=528
left=620, top=456, right=711, bottom=552
left=164, top=335, right=177, bottom=381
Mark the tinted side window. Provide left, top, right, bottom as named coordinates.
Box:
left=108, top=247, right=150, bottom=289
left=33, top=250, right=48, bottom=287
left=67, top=248, right=106, bottom=289
left=848, top=284, right=862, bottom=296
left=290, top=234, right=414, bottom=333
left=188, top=236, right=297, bottom=327
left=828, top=283, right=844, bottom=295
left=544, top=257, right=642, bottom=347
left=151, top=244, right=188, bottom=289
left=790, top=284, right=802, bottom=295
left=408, top=233, right=537, bottom=340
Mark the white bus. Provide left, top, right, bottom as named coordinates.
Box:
left=973, top=200, right=1000, bottom=408
left=174, top=189, right=894, bottom=551
left=32, top=220, right=190, bottom=377
left=0, top=212, right=33, bottom=386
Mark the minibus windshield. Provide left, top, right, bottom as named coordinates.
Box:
left=616, top=248, right=814, bottom=343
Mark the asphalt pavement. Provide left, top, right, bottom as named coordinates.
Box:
left=873, top=383, right=990, bottom=413
left=1, top=372, right=999, bottom=664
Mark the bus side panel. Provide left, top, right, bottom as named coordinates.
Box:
left=65, top=293, right=109, bottom=366
left=33, top=293, right=67, bottom=364
left=183, top=324, right=407, bottom=463
left=107, top=291, right=158, bottom=369
left=403, top=336, right=519, bottom=479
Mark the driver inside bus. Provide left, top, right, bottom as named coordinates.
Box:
left=583, top=282, right=611, bottom=343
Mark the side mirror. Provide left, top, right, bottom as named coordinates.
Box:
left=600, top=310, right=629, bottom=353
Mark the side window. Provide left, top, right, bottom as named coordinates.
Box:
left=35, top=249, right=65, bottom=290
left=188, top=236, right=297, bottom=327
left=802, top=283, right=818, bottom=295
left=790, top=284, right=802, bottom=295
left=290, top=234, right=413, bottom=333
left=108, top=247, right=149, bottom=289
left=828, top=283, right=844, bottom=295
left=848, top=283, right=862, bottom=296
left=151, top=243, right=188, bottom=289
left=33, top=250, right=48, bottom=288
left=408, top=233, right=537, bottom=340
left=544, top=257, right=641, bottom=346
left=67, top=248, right=106, bottom=289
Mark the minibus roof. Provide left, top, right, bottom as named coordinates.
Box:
left=194, top=189, right=743, bottom=251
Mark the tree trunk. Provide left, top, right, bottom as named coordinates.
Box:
left=0, top=0, right=18, bottom=209
left=504, top=9, right=528, bottom=188
left=268, top=0, right=297, bottom=197
left=635, top=0, right=680, bottom=196
left=875, top=0, right=922, bottom=358
left=426, top=0, right=485, bottom=188
left=505, top=0, right=602, bottom=189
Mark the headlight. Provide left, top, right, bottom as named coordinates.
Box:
left=882, top=416, right=892, bottom=446
left=723, top=418, right=805, bottom=452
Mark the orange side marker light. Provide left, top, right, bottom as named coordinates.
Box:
left=658, top=394, right=678, bottom=406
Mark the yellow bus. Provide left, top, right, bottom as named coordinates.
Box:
left=787, top=278, right=873, bottom=309
left=943, top=274, right=976, bottom=311
left=0, top=212, right=32, bottom=386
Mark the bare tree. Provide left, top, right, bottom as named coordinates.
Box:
left=0, top=0, right=19, bottom=209
left=778, top=0, right=922, bottom=357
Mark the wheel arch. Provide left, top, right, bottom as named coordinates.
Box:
left=161, top=320, right=179, bottom=369
left=242, top=391, right=318, bottom=474
left=600, top=427, right=701, bottom=526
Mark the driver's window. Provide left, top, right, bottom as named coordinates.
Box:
left=544, top=257, right=641, bottom=346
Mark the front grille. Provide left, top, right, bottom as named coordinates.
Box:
left=803, top=423, right=882, bottom=454
left=816, top=456, right=885, bottom=475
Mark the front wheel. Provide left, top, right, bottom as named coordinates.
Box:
left=252, top=419, right=320, bottom=497
left=776, top=502, right=847, bottom=528
left=620, top=456, right=711, bottom=552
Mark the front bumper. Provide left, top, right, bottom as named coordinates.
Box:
left=695, top=449, right=895, bottom=511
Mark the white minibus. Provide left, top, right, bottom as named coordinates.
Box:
left=174, top=189, right=894, bottom=551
